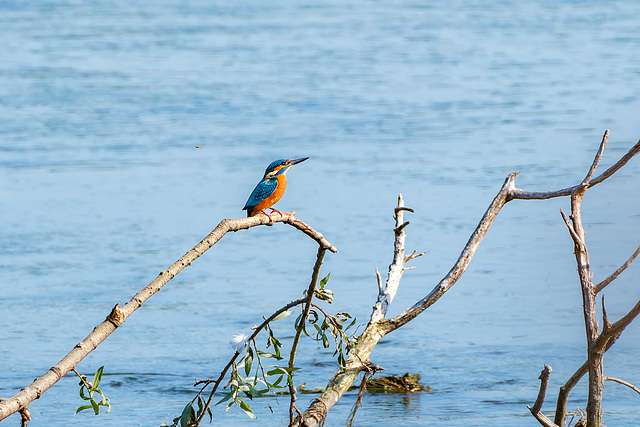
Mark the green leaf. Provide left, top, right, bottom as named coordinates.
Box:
left=74, top=404, right=94, bottom=415
left=180, top=403, right=193, bottom=427
left=244, top=347, right=253, bottom=376
left=196, top=396, right=204, bottom=416
left=272, top=310, right=293, bottom=321
left=239, top=400, right=257, bottom=420
left=319, top=273, right=331, bottom=289
left=321, top=333, right=330, bottom=348
left=215, top=391, right=234, bottom=406
left=346, top=317, right=357, bottom=330
left=92, top=366, right=104, bottom=389
left=90, top=398, right=100, bottom=415
left=266, top=367, right=288, bottom=376
left=79, top=385, right=89, bottom=400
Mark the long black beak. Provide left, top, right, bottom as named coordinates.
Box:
left=290, top=157, right=309, bottom=165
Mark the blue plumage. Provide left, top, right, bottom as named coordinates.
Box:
left=242, top=159, right=288, bottom=214
left=242, top=157, right=309, bottom=217
left=243, top=178, right=279, bottom=211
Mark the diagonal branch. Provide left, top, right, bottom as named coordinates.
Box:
left=383, top=172, right=518, bottom=331
left=0, top=212, right=336, bottom=422
left=595, top=243, right=640, bottom=293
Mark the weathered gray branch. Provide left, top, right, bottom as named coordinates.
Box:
left=548, top=131, right=640, bottom=427
left=528, top=366, right=559, bottom=427
left=292, top=195, right=417, bottom=427
left=595, top=243, right=640, bottom=293
left=604, top=376, right=640, bottom=395
left=295, top=131, right=640, bottom=427
left=0, top=212, right=336, bottom=422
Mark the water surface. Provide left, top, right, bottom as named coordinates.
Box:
left=1, top=1, right=639, bottom=426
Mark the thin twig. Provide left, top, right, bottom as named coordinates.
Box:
left=510, top=134, right=640, bottom=200
left=193, top=297, right=308, bottom=425
left=345, top=372, right=369, bottom=427
left=595, top=243, right=640, bottom=293
left=288, top=248, right=327, bottom=425
left=604, top=376, right=640, bottom=395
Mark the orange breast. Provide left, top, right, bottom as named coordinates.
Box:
left=248, top=175, right=287, bottom=216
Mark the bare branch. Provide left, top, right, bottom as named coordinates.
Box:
left=510, top=134, right=640, bottom=200
left=295, top=133, right=640, bottom=427
left=0, top=212, right=336, bottom=422
left=593, top=297, right=640, bottom=353
left=528, top=365, right=559, bottom=427
left=383, top=172, right=518, bottom=331
left=602, top=295, right=612, bottom=333
left=533, top=366, right=554, bottom=414
left=604, top=376, right=640, bottom=395
left=554, top=359, right=588, bottom=426
left=371, top=194, right=414, bottom=324
left=595, top=243, right=640, bottom=293
left=293, top=195, right=415, bottom=426
left=580, top=130, right=609, bottom=187
left=559, top=209, right=581, bottom=244
left=288, top=247, right=327, bottom=424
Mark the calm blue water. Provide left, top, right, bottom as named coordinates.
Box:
left=1, top=1, right=640, bottom=426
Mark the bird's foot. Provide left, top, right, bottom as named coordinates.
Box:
left=268, top=208, right=282, bottom=216
left=261, top=211, right=274, bottom=225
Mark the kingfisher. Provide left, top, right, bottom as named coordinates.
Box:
left=243, top=157, right=309, bottom=218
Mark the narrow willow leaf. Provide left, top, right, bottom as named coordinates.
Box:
left=322, top=333, right=330, bottom=348
left=266, top=367, right=288, bottom=376
left=215, top=391, right=234, bottom=406
left=180, top=403, right=193, bottom=427
left=74, top=404, right=94, bottom=415
left=197, top=396, right=204, bottom=416
left=93, top=366, right=104, bottom=389
left=244, top=348, right=253, bottom=376
left=272, top=375, right=283, bottom=386
left=239, top=400, right=257, bottom=420
left=272, top=310, right=293, bottom=321
left=90, top=398, right=100, bottom=415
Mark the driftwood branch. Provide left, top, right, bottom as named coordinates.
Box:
left=0, top=211, right=336, bottom=422
left=295, top=131, right=640, bottom=427
left=528, top=365, right=559, bottom=427
left=543, top=131, right=640, bottom=427
left=292, top=195, right=417, bottom=426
